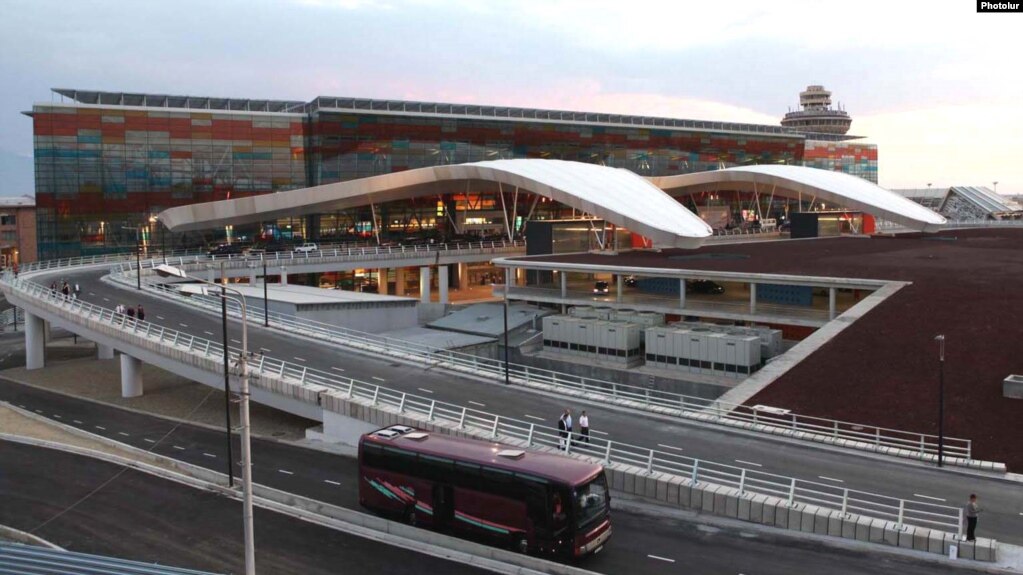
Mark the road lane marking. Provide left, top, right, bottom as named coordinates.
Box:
left=468, top=400, right=485, bottom=407
left=324, top=480, right=341, bottom=486
left=591, top=430, right=608, bottom=436
left=173, top=445, right=185, bottom=450
left=278, top=469, right=294, bottom=475
left=371, top=376, right=386, bottom=382
left=331, top=366, right=347, bottom=372
left=156, top=315, right=165, bottom=320
left=203, top=453, right=217, bottom=458
left=647, top=555, right=675, bottom=563
left=72, top=420, right=83, bottom=424
left=735, top=459, right=763, bottom=467
left=88, top=292, right=95, bottom=296
left=914, top=494, right=946, bottom=502
left=260, top=347, right=272, bottom=353
left=417, top=387, right=433, bottom=394
left=231, top=339, right=241, bottom=344
left=94, top=426, right=106, bottom=430
left=118, top=432, right=130, bottom=437
left=102, top=297, right=110, bottom=302
left=294, top=357, right=307, bottom=362
left=179, top=323, right=188, bottom=328
left=17, top=404, right=25, bottom=408
left=524, top=414, right=545, bottom=422
left=52, top=414, right=62, bottom=419
left=818, top=476, right=844, bottom=483
left=204, top=331, right=215, bottom=336
left=35, top=409, right=42, bottom=413
left=657, top=443, right=683, bottom=451
left=144, top=439, right=156, bottom=444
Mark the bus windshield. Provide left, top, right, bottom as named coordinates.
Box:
left=573, top=474, right=609, bottom=531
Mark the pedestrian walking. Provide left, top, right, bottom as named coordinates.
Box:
left=136, top=305, right=145, bottom=321
left=564, top=409, right=573, bottom=447
left=965, top=494, right=981, bottom=541
left=126, top=306, right=136, bottom=319
left=557, top=411, right=568, bottom=450
left=61, top=282, right=70, bottom=299
left=579, top=410, right=590, bottom=443
left=50, top=281, right=57, bottom=292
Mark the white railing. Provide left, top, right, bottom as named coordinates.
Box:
left=202, top=239, right=526, bottom=264
left=122, top=268, right=973, bottom=463
left=3, top=257, right=967, bottom=536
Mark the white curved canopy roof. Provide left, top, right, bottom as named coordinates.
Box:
left=650, top=164, right=947, bottom=232
left=159, top=159, right=713, bottom=248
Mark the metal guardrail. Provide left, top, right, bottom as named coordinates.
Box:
left=5, top=257, right=966, bottom=536
left=201, top=239, right=526, bottom=264
left=119, top=266, right=973, bottom=463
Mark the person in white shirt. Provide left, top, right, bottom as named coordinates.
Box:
left=579, top=411, right=590, bottom=443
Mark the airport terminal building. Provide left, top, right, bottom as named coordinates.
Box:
left=27, top=88, right=876, bottom=259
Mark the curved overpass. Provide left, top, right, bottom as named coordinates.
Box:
left=650, top=165, right=947, bottom=232
left=159, top=159, right=714, bottom=249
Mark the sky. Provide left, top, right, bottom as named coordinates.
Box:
left=1, top=0, right=1021, bottom=196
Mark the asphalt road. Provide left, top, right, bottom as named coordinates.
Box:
left=44, top=267, right=1023, bottom=546
left=0, top=439, right=491, bottom=575
left=0, top=379, right=989, bottom=575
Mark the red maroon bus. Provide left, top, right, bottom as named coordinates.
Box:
left=358, top=425, right=611, bottom=557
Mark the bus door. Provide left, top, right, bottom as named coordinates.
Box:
left=432, top=483, right=454, bottom=528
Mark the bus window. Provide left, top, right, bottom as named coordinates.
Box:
left=419, top=454, right=455, bottom=483
left=573, top=474, right=609, bottom=532
left=551, top=489, right=569, bottom=530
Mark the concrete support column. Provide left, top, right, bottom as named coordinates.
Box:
left=24, top=312, right=45, bottom=370
left=97, top=344, right=115, bottom=360
left=679, top=279, right=687, bottom=309
left=377, top=268, right=389, bottom=295
left=280, top=266, right=288, bottom=286
left=616, top=275, right=623, bottom=303
left=419, top=266, right=432, bottom=303
left=438, top=265, right=449, bottom=304
left=395, top=267, right=407, bottom=296
left=750, top=283, right=757, bottom=315
left=206, top=267, right=215, bottom=283
left=120, top=354, right=143, bottom=398
left=457, top=262, right=469, bottom=290
left=560, top=272, right=567, bottom=299
left=248, top=267, right=257, bottom=284
left=829, top=287, right=837, bottom=320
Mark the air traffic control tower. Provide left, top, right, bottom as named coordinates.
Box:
left=781, top=85, right=853, bottom=135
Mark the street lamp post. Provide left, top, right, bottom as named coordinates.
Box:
left=263, top=259, right=269, bottom=328
left=122, top=225, right=142, bottom=290
left=935, top=334, right=946, bottom=467
left=155, top=264, right=255, bottom=574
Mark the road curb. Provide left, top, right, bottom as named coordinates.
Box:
left=0, top=524, right=64, bottom=551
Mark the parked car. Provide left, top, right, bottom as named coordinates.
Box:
left=593, top=280, right=610, bottom=295
left=687, top=279, right=725, bottom=295
left=294, top=243, right=319, bottom=253
left=207, top=243, right=243, bottom=257
left=624, top=275, right=637, bottom=287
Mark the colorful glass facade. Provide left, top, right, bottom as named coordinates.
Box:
left=32, top=90, right=874, bottom=259
left=802, top=139, right=878, bottom=183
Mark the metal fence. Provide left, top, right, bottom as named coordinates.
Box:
left=119, top=267, right=973, bottom=463
left=2, top=268, right=964, bottom=535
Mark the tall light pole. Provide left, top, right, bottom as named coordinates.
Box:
left=155, top=264, right=255, bottom=574
left=262, top=258, right=269, bottom=328
left=993, top=181, right=999, bottom=194
left=935, top=334, right=946, bottom=468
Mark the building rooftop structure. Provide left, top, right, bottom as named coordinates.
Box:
left=0, top=195, right=35, bottom=207
left=893, top=186, right=1022, bottom=220
left=48, top=88, right=806, bottom=138
left=781, top=85, right=854, bottom=137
